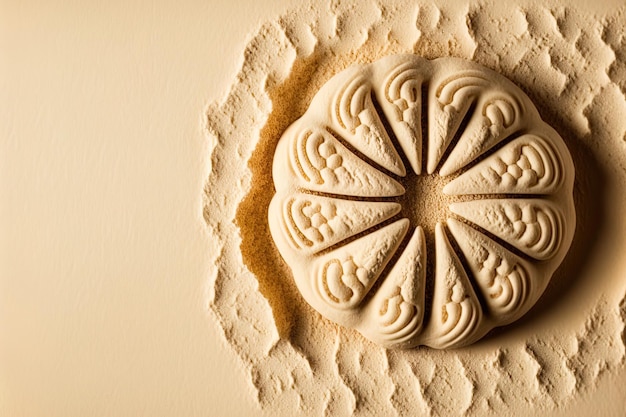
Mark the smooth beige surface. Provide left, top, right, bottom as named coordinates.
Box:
left=2, top=1, right=625, bottom=416
left=0, top=1, right=294, bottom=416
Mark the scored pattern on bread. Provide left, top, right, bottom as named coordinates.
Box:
left=268, top=55, right=575, bottom=349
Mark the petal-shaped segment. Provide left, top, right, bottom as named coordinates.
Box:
left=423, top=223, right=482, bottom=349
left=359, top=227, right=426, bottom=348
left=310, top=219, right=409, bottom=311
left=443, top=134, right=564, bottom=195
left=270, top=193, right=401, bottom=255
left=279, top=127, right=405, bottom=197
left=427, top=70, right=489, bottom=174
left=331, top=75, right=406, bottom=176
left=450, top=199, right=564, bottom=261
left=447, top=218, right=534, bottom=321
left=375, top=62, right=425, bottom=174
left=438, top=90, right=524, bottom=176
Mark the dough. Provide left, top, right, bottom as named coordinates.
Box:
left=268, top=55, right=575, bottom=349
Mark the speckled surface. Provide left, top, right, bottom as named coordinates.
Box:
left=206, top=1, right=626, bottom=415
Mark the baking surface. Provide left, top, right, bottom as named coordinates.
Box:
left=2, top=1, right=625, bottom=416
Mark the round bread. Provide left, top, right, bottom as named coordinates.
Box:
left=268, top=55, right=575, bottom=349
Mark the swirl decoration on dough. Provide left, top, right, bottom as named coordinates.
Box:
left=447, top=219, right=531, bottom=318
left=292, top=129, right=341, bottom=186
left=450, top=200, right=564, bottom=261
left=425, top=223, right=482, bottom=348
left=335, top=75, right=371, bottom=133
left=361, top=227, right=426, bottom=348
left=444, top=134, right=565, bottom=195
left=484, top=260, right=529, bottom=314
left=381, top=62, right=425, bottom=174
left=285, top=127, right=404, bottom=197
left=267, top=56, right=575, bottom=349
left=312, top=220, right=408, bottom=310
left=429, top=70, right=525, bottom=175
left=332, top=74, right=406, bottom=176
left=319, top=257, right=368, bottom=307
left=278, top=193, right=401, bottom=255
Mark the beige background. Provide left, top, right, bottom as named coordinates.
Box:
left=1, top=1, right=625, bottom=416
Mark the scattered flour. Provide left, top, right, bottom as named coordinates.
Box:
left=204, top=1, right=626, bottom=415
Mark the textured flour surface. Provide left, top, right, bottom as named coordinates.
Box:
left=204, top=1, right=626, bottom=415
